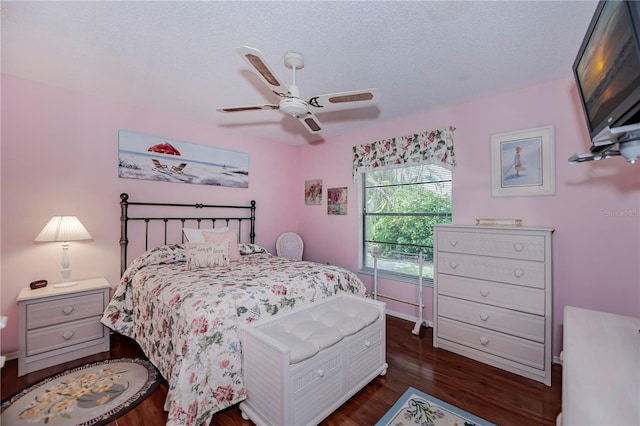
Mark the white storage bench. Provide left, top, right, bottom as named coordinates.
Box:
left=240, top=294, right=388, bottom=426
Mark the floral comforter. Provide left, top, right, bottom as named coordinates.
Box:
left=100, top=243, right=367, bottom=426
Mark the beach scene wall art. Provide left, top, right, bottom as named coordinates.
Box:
left=118, top=129, right=249, bottom=188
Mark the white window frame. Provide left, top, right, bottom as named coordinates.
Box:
left=357, top=164, right=453, bottom=285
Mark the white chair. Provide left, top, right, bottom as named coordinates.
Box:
left=276, top=232, right=304, bottom=260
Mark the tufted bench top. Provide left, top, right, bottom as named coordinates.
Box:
left=258, top=296, right=381, bottom=364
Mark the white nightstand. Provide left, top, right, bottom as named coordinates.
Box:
left=17, top=277, right=111, bottom=376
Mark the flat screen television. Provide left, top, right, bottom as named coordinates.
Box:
left=573, top=0, right=640, bottom=145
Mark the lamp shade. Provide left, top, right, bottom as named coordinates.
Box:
left=34, top=216, right=92, bottom=242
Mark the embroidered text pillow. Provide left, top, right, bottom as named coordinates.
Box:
left=185, top=241, right=230, bottom=270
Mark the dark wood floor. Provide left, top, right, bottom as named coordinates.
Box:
left=2, top=315, right=562, bottom=425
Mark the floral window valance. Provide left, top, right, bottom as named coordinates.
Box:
left=352, top=126, right=456, bottom=181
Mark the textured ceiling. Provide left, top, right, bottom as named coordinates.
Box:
left=1, top=1, right=598, bottom=146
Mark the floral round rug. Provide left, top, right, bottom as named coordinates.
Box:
left=1, top=358, right=160, bottom=426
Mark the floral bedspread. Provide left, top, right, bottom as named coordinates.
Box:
left=100, top=243, right=367, bottom=426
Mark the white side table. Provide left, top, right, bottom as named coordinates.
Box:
left=17, top=277, right=111, bottom=376
left=561, top=306, right=640, bottom=425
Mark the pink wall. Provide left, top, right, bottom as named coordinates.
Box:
left=298, top=77, right=640, bottom=357
left=2, top=74, right=638, bottom=362
left=0, top=75, right=300, bottom=354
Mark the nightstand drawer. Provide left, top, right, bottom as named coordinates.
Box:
left=26, top=291, right=105, bottom=329
left=18, top=277, right=111, bottom=376
left=26, top=316, right=106, bottom=356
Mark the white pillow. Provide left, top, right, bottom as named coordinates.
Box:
left=185, top=241, right=230, bottom=270
left=182, top=226, right=229, bottom=243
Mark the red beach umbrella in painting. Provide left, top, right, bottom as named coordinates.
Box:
left=147, top=142, right=181, bottom=156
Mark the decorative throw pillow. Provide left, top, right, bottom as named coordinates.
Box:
left=185, top=241, right=230, bottom=270
left=182, top=227, right=230, bottom=243
left=203, top=229, right=242, bottom=262
left=238, top=243, right=271, bottom=255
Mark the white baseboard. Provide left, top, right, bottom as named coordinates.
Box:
left=2, top=351, right=18, bottom=362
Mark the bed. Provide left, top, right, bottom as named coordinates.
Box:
left=100, top=193, right=368, bottom=426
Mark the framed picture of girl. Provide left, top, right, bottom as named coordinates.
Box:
left=490, top=125, right=555, bottom=197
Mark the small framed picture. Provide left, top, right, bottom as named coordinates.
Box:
left=490, top=125, right=555, bottom=197
left=327, top=187, right=348, bottom=215
left=305, top=179, right=322, bottom=205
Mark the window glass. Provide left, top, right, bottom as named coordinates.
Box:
left=361, top=164, right=452, bottom=284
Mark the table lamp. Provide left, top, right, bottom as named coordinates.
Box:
left=34, top=216, right=92, bottom=288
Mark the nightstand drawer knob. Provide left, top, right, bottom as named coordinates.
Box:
left=480, top=313, right=489, bottom=321
left=513, top=268, right=524, bottom=278
left=449, top=261, right=459, bottom=269
left=480, top=289, right=489, bottom=297
left=317, top=369, right=325, bottom=377
left=449, top=239, right=459, bottom=246
left=480, top=336, right=489, bottom=346
left=513, top=242, right=524, bottom=252
left=62, top=306, right=74, bottom=315
left=62, top=330, right=75, bottom=340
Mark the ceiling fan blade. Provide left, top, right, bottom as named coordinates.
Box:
left=216, top=104, right=279, bottom=113
left=236, top=45, right=289, bottom=98
left=307, top=88, right=379, bottom=111
left=298, top=112, right=322, bottom=134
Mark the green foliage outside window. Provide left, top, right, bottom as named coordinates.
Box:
left=362, top=164, right=452, bottom=279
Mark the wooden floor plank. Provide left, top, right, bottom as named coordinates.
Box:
left=2, top=315, right=561, bottom=425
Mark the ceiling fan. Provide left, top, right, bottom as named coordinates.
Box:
left=217, top=45, right=379, bottom=134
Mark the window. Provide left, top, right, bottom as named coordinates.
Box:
left=359, top=164, right=452, bottom=285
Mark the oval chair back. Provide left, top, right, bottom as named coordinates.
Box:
left=276, top=232, right=304, bottom=260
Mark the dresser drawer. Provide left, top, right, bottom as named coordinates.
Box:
left=438, top=252, right=545, bottom=289
left=26, top=291, right=106, bottom=329
left=26, top=316, right=106, bottom=356
left=437, top=230, right=546, bottom=261
left=437, top=295, right=545, bottom=342
left=437, top=317, right=545, bottom=370
left=437, top=274, right=544, bottom=315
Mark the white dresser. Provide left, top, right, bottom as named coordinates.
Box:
left=433, top=224, right=554, bottom=385
left=560, top=306, right=640, bottom=425
left=17, top=277, right=111, bottom=376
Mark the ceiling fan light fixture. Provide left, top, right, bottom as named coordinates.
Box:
left=279, top=97, right=308, bottom=117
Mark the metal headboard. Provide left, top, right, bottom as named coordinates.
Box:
left=119, top=193, right=256, bottom=276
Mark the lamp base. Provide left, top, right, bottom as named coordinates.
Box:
left=53, top=281, right=78, bottom=288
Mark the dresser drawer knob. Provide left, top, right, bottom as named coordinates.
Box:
left=513, top=242, right=524, bottom=252
left=449, top=239, right=458, bottom=246
left=62, top=306, right=74, bottom=315
left=480, top=336, right=489, bottom=346
left=317, top=369, right=325, bottom=377
left=449, top=261, right=459, bottom=269
left=62, top=330, right=75, bottom=340
left=480, top=289, right=489, bottom=297
left=513, top=268, right=524, bottom=278
left=364, top=340, right=371, bottom=348
left=480, top=313, right=489, bottom=321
